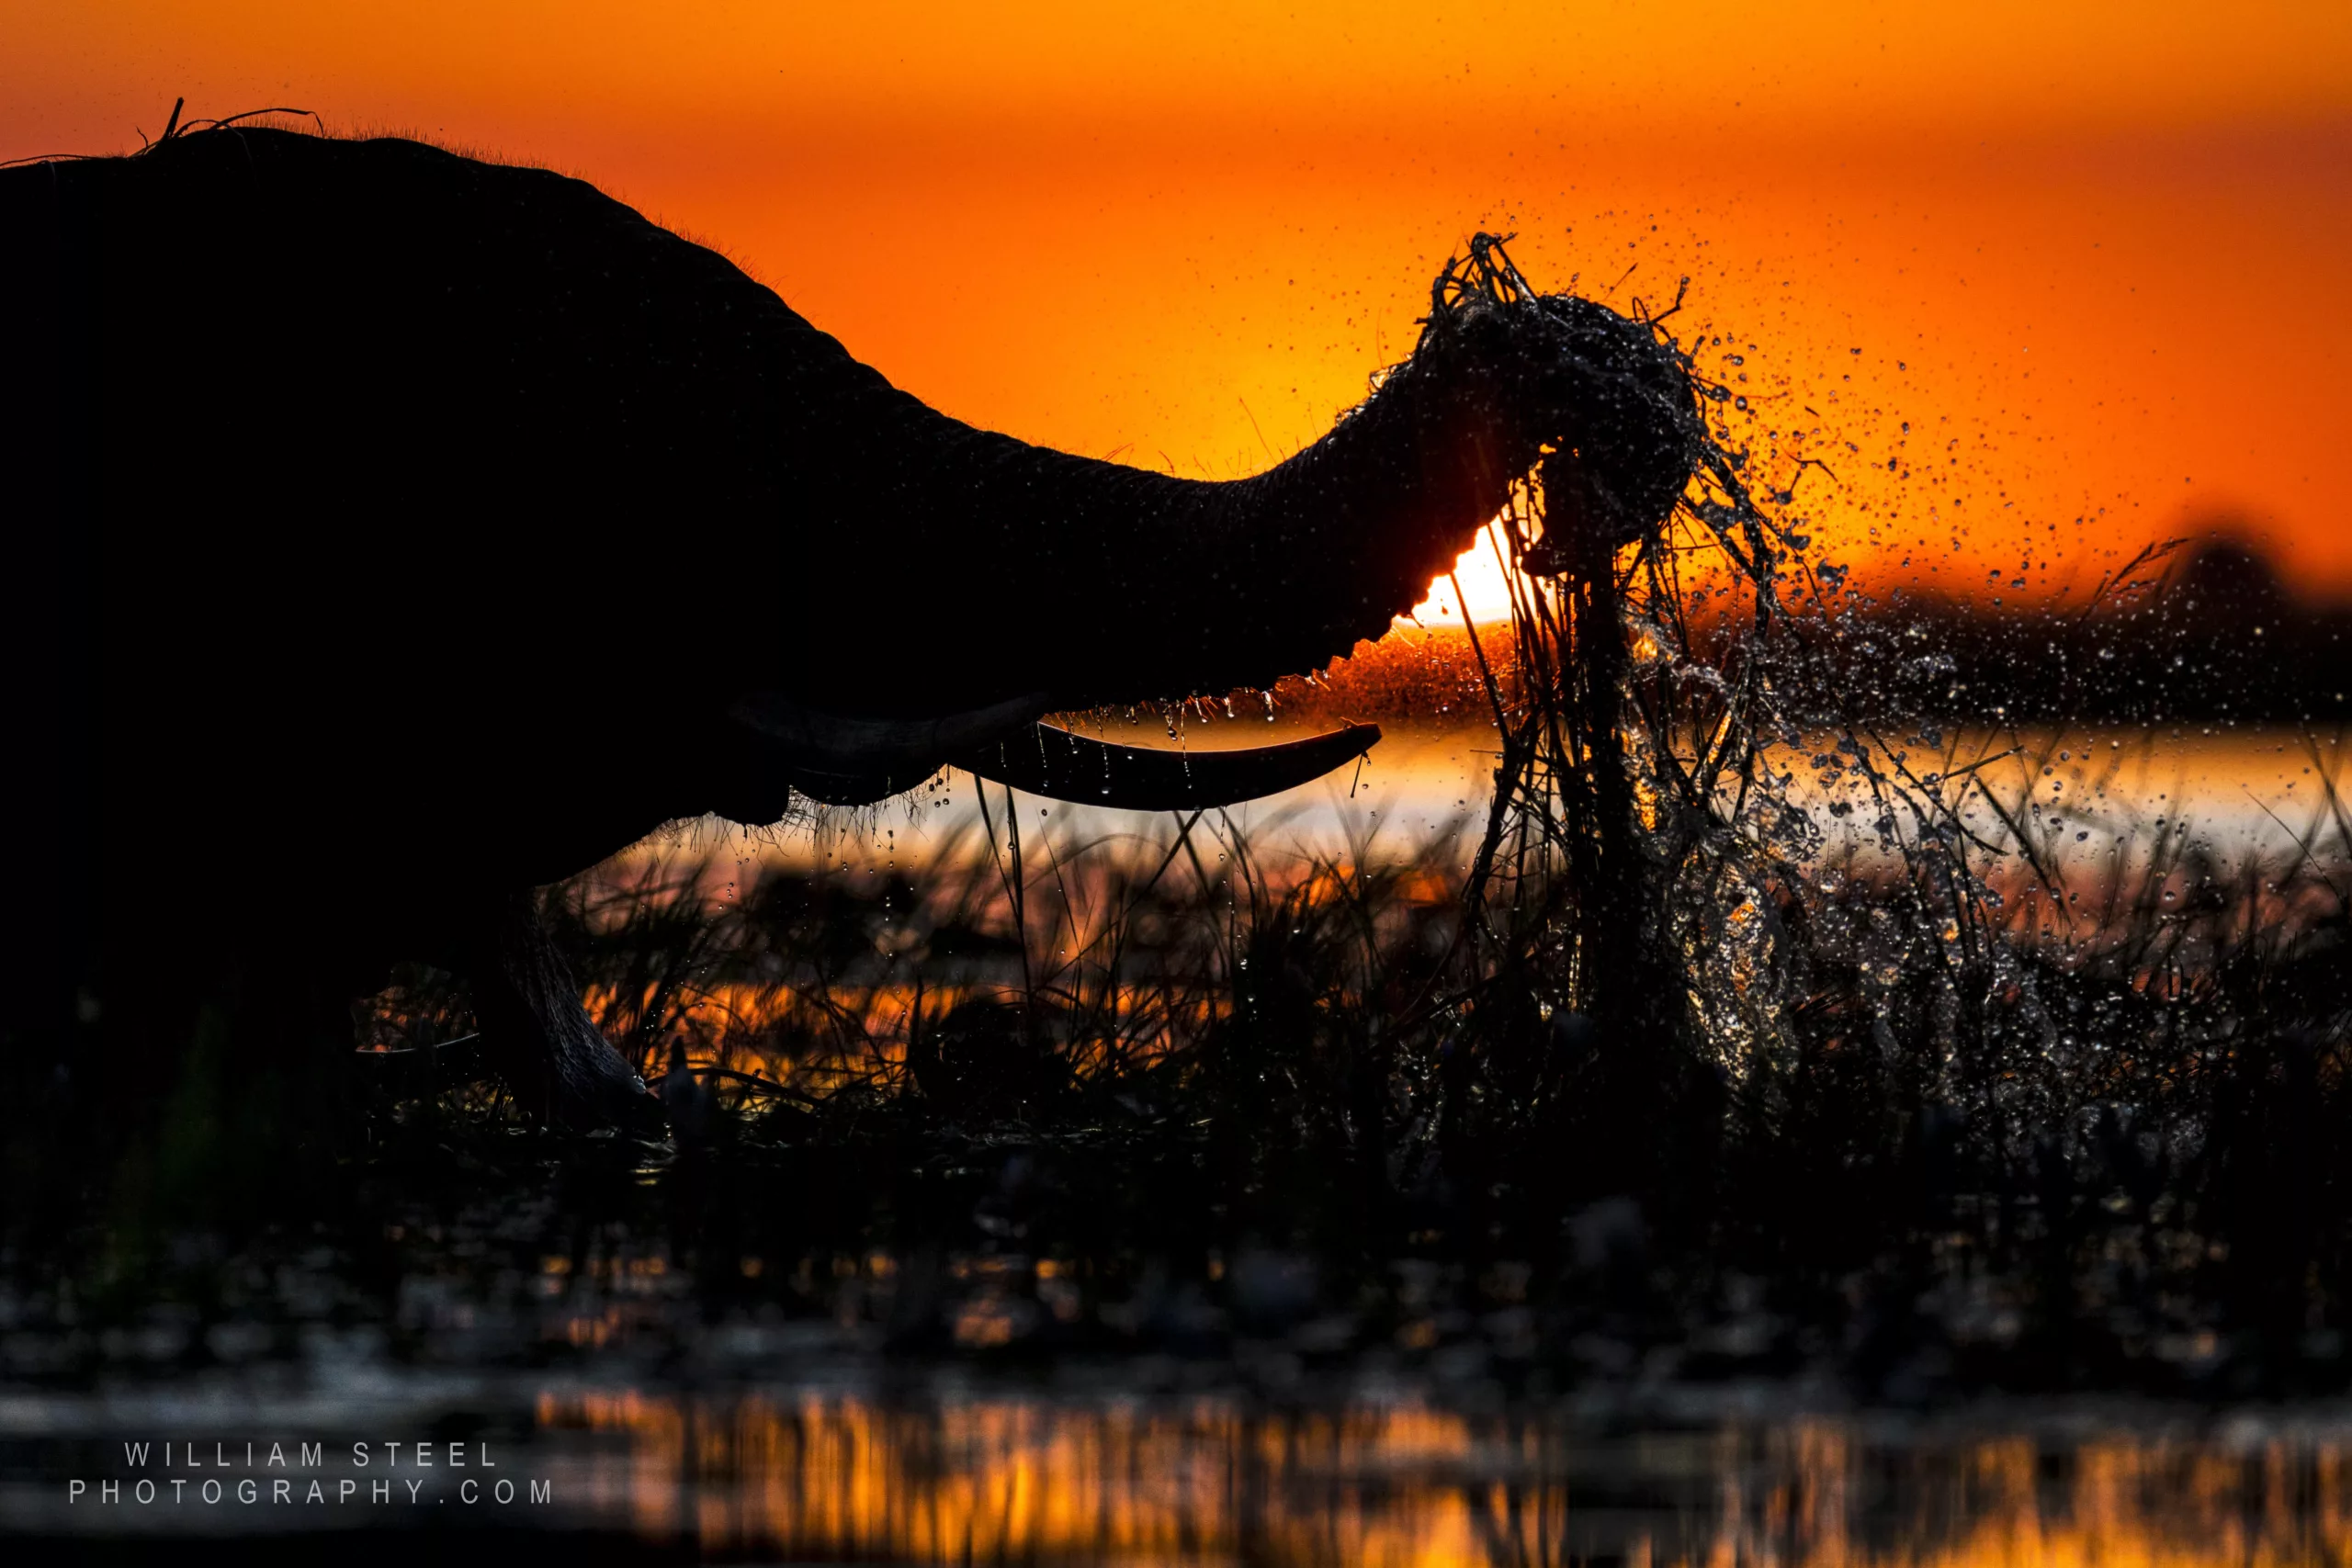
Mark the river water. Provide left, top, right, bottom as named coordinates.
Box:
left=9, top=1371, right=2352, bottom=1562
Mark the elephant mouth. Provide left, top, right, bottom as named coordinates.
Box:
left=725, top=690, right=1379, bottom=812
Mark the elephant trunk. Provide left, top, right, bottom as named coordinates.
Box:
left=782, top=289, right=1697, bottom=719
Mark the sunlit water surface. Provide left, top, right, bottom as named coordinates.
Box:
left=653, top=721, right=2350, bottom=878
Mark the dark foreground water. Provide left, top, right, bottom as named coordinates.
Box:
left=9, top=1366, right=2352, bottom=1564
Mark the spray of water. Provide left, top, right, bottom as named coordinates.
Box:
left=1429, top=237, right=1817, bottom=1083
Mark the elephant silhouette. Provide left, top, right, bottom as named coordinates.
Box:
left=0, top=127, right=1698, bottom=1126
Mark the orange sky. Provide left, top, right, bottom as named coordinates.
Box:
left=8, top=2, right=2348, bottom=615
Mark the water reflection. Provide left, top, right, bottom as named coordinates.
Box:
left=12, top=1350, right=2352, bottom=1559
left=526, top=1388, right=2352, bottom=1565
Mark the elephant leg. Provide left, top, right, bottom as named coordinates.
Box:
left=467, top=892, right=651, bottom=1130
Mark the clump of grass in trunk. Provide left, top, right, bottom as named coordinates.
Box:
left=1417, top=235, right=1810, bottom=1214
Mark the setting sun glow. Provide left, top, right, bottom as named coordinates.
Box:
left=6, top=3, right=2345, bottom=618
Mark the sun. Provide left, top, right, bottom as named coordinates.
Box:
left=1406, top=521, right=1518, bottom=626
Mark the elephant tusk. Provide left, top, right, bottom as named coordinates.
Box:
left=718, top=694, right=1380, bottom=814
left=956, top=722, right=1383, bottom=811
